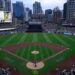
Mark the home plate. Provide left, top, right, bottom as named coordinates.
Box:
left=26, top=62, right=44, bottom=70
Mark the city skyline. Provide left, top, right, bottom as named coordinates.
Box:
left=12, top=0, right=67, bottom=10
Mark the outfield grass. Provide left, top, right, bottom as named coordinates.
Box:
left=0, top=33, right=75, bottom=75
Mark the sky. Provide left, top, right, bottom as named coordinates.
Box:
left=12, top=0, right=67, bottom=10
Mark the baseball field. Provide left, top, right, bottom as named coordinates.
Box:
left=0, top=33, right=75, bottom=75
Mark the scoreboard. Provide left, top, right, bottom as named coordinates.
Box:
left=0, top=0, right=12, bottom=23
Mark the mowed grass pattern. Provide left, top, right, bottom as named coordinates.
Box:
left=15, top=46, right=55, bottom=61
left=0, top=33, right=75, bottom=75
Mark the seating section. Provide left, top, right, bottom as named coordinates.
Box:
left=0, top=67, right=11, bottom=75
left=58, top=64, right=75, bottom=75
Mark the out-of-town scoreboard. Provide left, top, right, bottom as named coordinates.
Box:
left=0, top=0, right=12, bottom=23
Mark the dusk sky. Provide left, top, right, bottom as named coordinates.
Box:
left=12, top=0, right=67, bottom=10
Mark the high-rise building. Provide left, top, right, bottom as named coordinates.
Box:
left=45, top=9, right=52, bottom=16
left=0, top=0, right=11, bottom=11
left=28, top=9, right=32, bottom=18
left=45, top=9, right=53, bottom=22
left=67, top=0, right=75, bottom=20
left=25, top=8, right=32, bottom=21
left=53, top=7, right=62, bottom=24
left=0, top=0, right=4, bottom=10
left=63, top=3, right=67, bottom=20
left=13, top=2, right=25, bottom=18
left=33, top=1, right=43, bottom=14
left=4, top=0, right=11, bottom=12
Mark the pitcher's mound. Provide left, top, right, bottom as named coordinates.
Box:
left=26, top=62, right=44, bottom=70
left=31, top=51, right=39, bottom=55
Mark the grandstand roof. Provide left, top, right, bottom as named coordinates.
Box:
left=0, top=28, right=15, bottom=31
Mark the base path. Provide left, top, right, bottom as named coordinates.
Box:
left=41, top=48, right=69, bottom=62
left=0, top=49, right=29, bottom=63
left=3, top=42, right=66, bottom=53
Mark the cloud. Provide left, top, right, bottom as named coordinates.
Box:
left=12, top=0, right=67, bottom=10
